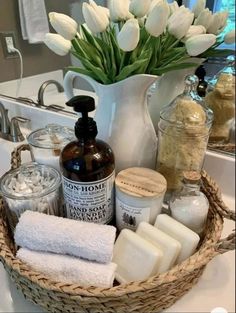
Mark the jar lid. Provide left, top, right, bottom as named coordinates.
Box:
left=0, top=163, right=61, bottom=200
left=27, top=124, right=75, bottom=149
left=160, top=75, right=213, bottom=129
left=115, top=167, right=167, bottom=198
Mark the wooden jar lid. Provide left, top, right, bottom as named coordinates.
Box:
left=115, top=167, right=167, bottom=198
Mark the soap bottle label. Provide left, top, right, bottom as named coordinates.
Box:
left=116, top=199, right=150, bottom=231
left=62, top=171, right=115, bottom=224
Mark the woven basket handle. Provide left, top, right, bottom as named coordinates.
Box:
left=10, top=144, right=32, bottom=170
left=201, top=170, right=235, bottom=254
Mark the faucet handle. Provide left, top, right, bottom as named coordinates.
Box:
left=10, top=116, right=30, bottom=142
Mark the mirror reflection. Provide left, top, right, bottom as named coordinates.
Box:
left=0, top=0, right=235, bottom=155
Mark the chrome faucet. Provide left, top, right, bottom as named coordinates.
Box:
left=37, top=80, right=64, bottom=107
left=0, top=101, right=29, bottom=142
left=0, top=102, right=10, bottom=139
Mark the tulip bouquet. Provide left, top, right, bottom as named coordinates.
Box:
left=44, top=0, right=235, bottom=84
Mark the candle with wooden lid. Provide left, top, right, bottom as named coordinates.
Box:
left=115, top=167, right=167, bottom=231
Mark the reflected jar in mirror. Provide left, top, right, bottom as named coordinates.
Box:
left=205, top=55, right=235, bottom=144
left=156, top=75, right=213, bottom=196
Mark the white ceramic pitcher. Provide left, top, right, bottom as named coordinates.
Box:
left=64, top=71, right=159, bottom=173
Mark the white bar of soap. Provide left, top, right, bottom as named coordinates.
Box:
left=136, top=222, right=181, bottom=274
left=113, top=229, right=163, bottom=283
left=154, top=214, right=200, bottom=264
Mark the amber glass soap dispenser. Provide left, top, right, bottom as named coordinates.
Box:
left=60, top=96, right=115, bottom=224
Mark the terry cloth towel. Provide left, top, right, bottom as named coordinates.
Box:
left=17, top=248, right=117, bottom=288
left=15, top=211, right=116, bottom=263
left=18, top=0, right=49, bottom=43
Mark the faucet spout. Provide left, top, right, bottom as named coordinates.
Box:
left=0, top=101, right=10, bottom=136
left=37, top=80, right=64, bottom=107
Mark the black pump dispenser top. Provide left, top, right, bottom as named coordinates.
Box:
left=66, top=95, right=97, bottom=139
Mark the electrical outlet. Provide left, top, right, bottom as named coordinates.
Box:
left=0, top=32, right=18, bottom=58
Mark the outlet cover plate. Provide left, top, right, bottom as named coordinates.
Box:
left=0, top=32, right=18, bottom=59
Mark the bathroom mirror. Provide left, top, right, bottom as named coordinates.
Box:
left=0, top=0, right=235, bottom=156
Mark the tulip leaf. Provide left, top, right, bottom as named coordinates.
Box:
left=151, top=62, right=198, bottom=75
left=71, top=39, right=86, bottom=58
left=115, top=58, right=149, bottom=82
left=71, top=51, right=111, bottom=84
left=200, top=48, right=234, bottom=58
left=109, top=31, right=122, bottom=68
left=76, top=39, right=104, bottom=69
left=67, top=66, right=100, bottom=82
left=80, top=25, right=103, bottom=55
left=81, top=59, right=111, bottom=84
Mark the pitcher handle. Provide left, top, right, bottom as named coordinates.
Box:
left=63, top=71, right=98, bottom=100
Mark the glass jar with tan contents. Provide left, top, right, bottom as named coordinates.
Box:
left=156, top=75, right=213, bottom=196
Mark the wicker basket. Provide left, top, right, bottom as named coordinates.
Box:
left=0, top=144, right=235, bottom=313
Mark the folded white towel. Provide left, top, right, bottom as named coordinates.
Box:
left=17, top=248, right=117, bottom=288
left=15, top=211, right=116, bottom=263
left=18, top=0, right=49, bottom=43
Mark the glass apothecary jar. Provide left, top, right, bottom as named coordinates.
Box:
left=0, top=163, right=62, bottom=231
left=27, top=124, right=75, bottom=172
left=205, top=55, right=235, bottom=143
left=156, top=75, right=213, bottom=195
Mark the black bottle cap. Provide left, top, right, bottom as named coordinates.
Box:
left=66, top=95, right=97, bottom=139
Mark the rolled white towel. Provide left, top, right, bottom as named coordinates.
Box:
left=17, top=248, right=117, bottom=288
left=15, top=211, right=116, bottom=263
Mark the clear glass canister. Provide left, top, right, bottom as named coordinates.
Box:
left=27, top=124, right=75, bottom=172
left=0, top=163, right=62, bottom=231
left=156, top=75, right=213, bottom=195
left=205, top=55, right=235, bottom=143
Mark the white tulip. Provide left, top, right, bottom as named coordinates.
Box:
left=183, top=25, right=206, bottom=41
left=82, top=1, right=109, bottom=34
left=100, top=6, right=110, bottom=19
left=48, top=12, right=78, bottom=40
left=224, top=30, right=235, bottom=44
left=218, top=11, right=229, bottom=32
left=145, top=2, right=169, bottom=37
left=44, top=33, right=71, bottom=56
left=192, top=0, right=206, bottom=18
left=207, top=12, right=222, bottom=34
left=185, top=34, right=216, bottom=56
left=167, top=8, right=194, bottom=39
left=129, top=0, right=151, bottom=18
left=89, top=0, right=110, bottom=19
left=148, top=0, right=160, bottom=13
left=194, top=8, right=213, bottom=30
left=110, top=0, right=133, bottom=22
left=117, top=18, right=140, bottom=51
left=169, top=1, right=179, bottom=15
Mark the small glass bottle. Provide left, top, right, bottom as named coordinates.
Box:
left=205, top=55, right=235, bottom=143
left=60, top=96, right=115, bottom=224
left=169, top=171, right=209, bottom=236
left=156, top=75, right=213, bottom=195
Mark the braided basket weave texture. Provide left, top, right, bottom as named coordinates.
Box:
left=0, top=144, right=235, bottom=313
